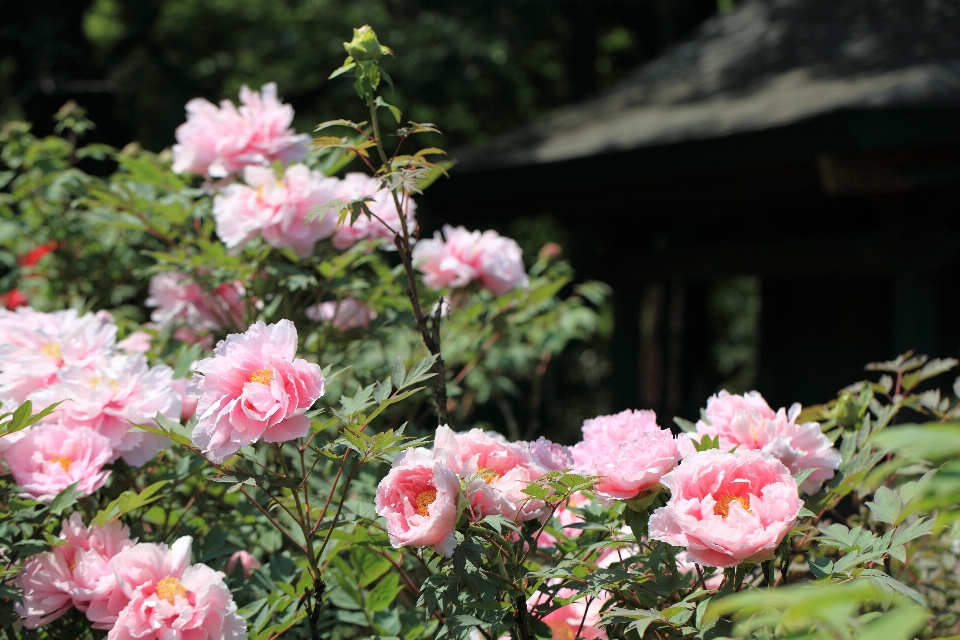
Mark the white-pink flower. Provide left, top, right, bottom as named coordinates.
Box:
left=330, top=173, right=417, bottom=250
left=213, top=164, right=340, bottom=258
left=694, top=391, right=840, bottom=493
left=172, top=82, right=309, bottom=180
left=375, top=447, right=462, bottom=557
left=648, top=449, right=802, bottom=568
left=571, top=410, right=681, bottom=501
left=305, top=297, right=377, bottom=330
left=29, top=354, right=181, bottom=467
left=146, top=272, right=247, bottom=334
left=116, top=330, right=152, bottom=353
left=225, top=550, right=261, bottom=578
left=107, top=536, right=246, bottom=640
left=172, top=378, right=199, bottom=422
left=189, top=319, right=325, bottom=463
left=7, top=424, right=112, bottom=503
left=412, top=225, right=528, bottom=296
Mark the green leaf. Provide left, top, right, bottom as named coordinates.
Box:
left=792, top=468, right=817, bottom=487
left=866, top=486, right=901, bottom=525
left=366, top=573, right=403, bottom=613
left=374, top=97, right=402, bottom=123
left=49, top=482, right=82, bottom=515
left=92, top=480, right=170, bottom=526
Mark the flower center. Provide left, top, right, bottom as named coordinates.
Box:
left=156, top=576, right=188, bottom=604
left=249, top=368, right=274, bottom=385
left=49, top=456, right=72, bottom=471
left=479, top=468, right=501, bottom=484
left=713, top=494, right=751, bottom=519
left=41, top=342, right=62, bottom=361
left=414, top=490, right=437, bottom=516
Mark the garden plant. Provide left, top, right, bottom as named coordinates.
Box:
left=1, top=26, right=960, bottom=640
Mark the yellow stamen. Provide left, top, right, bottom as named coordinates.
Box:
left=713, top=494, right=751, bottom=519
left=49, top=456, right=72, bottom=471
left=414, top=490, right=437, bottom=516
left=41, top=342, right=62, bottom=360
left=248, top=368, right=274, bottom=385
left=479, top=468, right=501, bottom=485
left=156, top=576, right=188, bottom=604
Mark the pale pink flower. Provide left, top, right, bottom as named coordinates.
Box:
left=648, top=449, right=802, bottom=568
left=225, top=551, right=261, bottom=578
left=694, top=391, right=840, bottom=493
left=305, top=297, right=377, bottom=330
left=675, top=551, right=724, bottom=589
left=375, top=448, right=461, bottom=557
left=529, top=588, right=608, bottom=639
left=330, top=173, right=417, bottom=250
left=528, top=436, right=574, bottom=471
left=433, top=425, right=549, bottom=521
left=172, top=378, right=199, bottom=421
left=14, top=550, right=74, bottom=627
left=7, top=424, right=112, bottom=503
left=0, top=308, right=116, bottom=403
left=412, top=225, right=528, bottom=295
left=107, top=536, right=246, bottom=640
left=571, top=410, right=680, bottom=501
left=213, top=164, right=339, bottom=258
left=146, top=272, right=247, bottom=334
left=189, top=319, right=325, bottom=463
left=29, top=354, right=181, bottom=467
left=116, top=331, right=152, bottom=353
left=172, top=82, right=309, bottom=180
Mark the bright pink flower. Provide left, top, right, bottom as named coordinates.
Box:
left=146, top=272, right=247, bottom=334
left=375, top=448, right=461, bottom=557
left=412, top=225, right=528, bottom=295
left=189, top=320, right=325, bottom=463
left=7, top=424, right=112, bottom=503
left=694, top=391, right=840, bottom=493
left=1, top=288, right=28, bottom=309
left=172, top=378, right=199, bottom=421
left=571, top=410, right=680, bottom=501
left=226, top=550, right=261, bottom=578
left=433, top=425, right=549, bottom=521
left=213, top=164, right=340, bottom=258
left=648, top=449, right=802, bottom=568
left=115, top=330, right=152, bottom=353
left=172, top=82, right=309, bottom=180
left=29, top=354, right=181, bottom=467
left=305, top=297, right=377, bottom=330
left=107, top=536, right=246, bottom=640
left=330, top=173, right=417, bottom=250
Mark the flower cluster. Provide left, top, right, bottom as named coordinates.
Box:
left=15, top=515, right=246, bottom=639
left=146, top=271, right=248, bottom=338
left=413, top=224, right=528, bottom=295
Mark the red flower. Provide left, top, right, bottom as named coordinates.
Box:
left=1, top=289, right=27, bottom=309
left=19, top=241, right=59, bottom=267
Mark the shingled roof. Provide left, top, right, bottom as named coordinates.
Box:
left=453, top=0, right=960, bottom=172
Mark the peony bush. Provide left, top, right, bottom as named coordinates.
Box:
left=1, top=24, right=959, bottom=640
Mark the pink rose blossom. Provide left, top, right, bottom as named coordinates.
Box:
left=226, top=550, right=261, bottom=578
left=305, top=297, right=377, bottom=330
left=571, top=410, right=681, bottom=501
left=7, top=424, right=112, bottom=502
left=213, top=164, right=339, bottom=258
left=375, top=447, right=462, bottom=557
left=107, top=536, right=246, bottom=640
left=189, top=319, right=325, bottom=463
left=648, top=449, right=802, bottom=568
left=694, top=391, right=840, bottom=493
left=412, top=225, right=528, bottom=295
left=172, top=82, right=309, bottom=180
left=433, top=426, right=549, bottom=521
left=146, top=272, right=247, bottom=334
left=330, top=173, right=417, bottom=250
left=29, top=354, right=181, bottom=466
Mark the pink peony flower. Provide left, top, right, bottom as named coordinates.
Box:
left=225, top=550, right=261, bottom=578
left=189, top=319, right=325, bottom=463
left=172, top=82, right=309, bottom=180
left=648, top=449, right=802, bottom=568
left=116, top=330, right=152, bottom=353
left=412, top=225, right=528, bottom=296
left=0, top=308, right=116, bottom=403
left=571, top=410, right=681, bottom=502
left=7, top=424, right=112, bottom=502
left=330, top=173, right=417, bottom=250
left=433, top=425, right=549, bottom=521
left=529, top=588, right=608, bottom=640
left=146, top=272, right=247, bottom=334
left=305, top=297, right=377, bottom=330
left=172, top=378, right=199, bottom=421
left=29, top=354, right=181, bottom=467
left=106, top=536, right=246, bottom=640
left=375, top=447, right=462, bottom=557
left=528, top=436, right=574, bottom=471
left=694, top=391, right=840, bottom=493
left=213, top=164, right=340, bottom=258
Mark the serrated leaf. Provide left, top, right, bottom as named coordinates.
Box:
left=866, top=486, right=901, bottom=525
left=49, top=482, right=81, bottom=515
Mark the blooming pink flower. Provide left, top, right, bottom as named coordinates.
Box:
left=375, top=448, right=462, bottom=557
left=433, top=426, right=549, bottom=521
left=213, top=164, right=340, bottom=258
left=172, top=378, right=199, bottom=421
left=189, top=319, right=325, bottom=463
left=412, top=225, right=528, bottom=296
left=226, top=551, right=261, bottom=578
left=330, top=173, right=417, bottom=250
left=529, top=588, right=608, bottom=640
left=29, top=354, right=181, bottom=467
left=7, top=424, right=112, bottom=502
left=528, top=436, right=574, bottom=471
left=116, top=330, right=152, bottom=353
left=675, top=551, right=724, bottom=589
left=146, top=272, right=247, bottom=334
left=172, top=82, right=309, bottom=180
left=305, top=297, right=377, bottom=330
left=571, top=410, right=680, bottom=501
left=694, top=391, right=840, bottom=493
left=107, top=536, right=246, bottom=640
left=648, top=449, right=802, bottom=568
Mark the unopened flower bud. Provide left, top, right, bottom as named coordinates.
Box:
left=344, top=25, right=383, bottom=61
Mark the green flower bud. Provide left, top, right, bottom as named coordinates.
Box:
left=344, top=25, right=382, bottom=61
